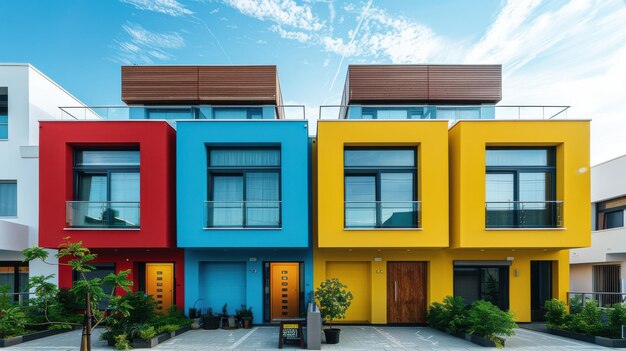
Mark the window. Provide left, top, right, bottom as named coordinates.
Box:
left=0, top=181, right=17, bottom=217
left=485, top=147, right=559, bottom=228
left=73, top=263, right=115, bottom=309
left=207, top=147, right=281, bottom=228
left=596, top=196, right=626, bottom=230
left=69, top=149, right=140, bottom=228
left=593, top=264, right=621, bottom=307
left=344, top=148, right=418, bottom=228
left=213, top=107, right=264, bottom=119
left=0, top=87, right=7, bottom=139
left=0, top=262, right=28, bottom=303
left=454, top=265, right=510, bottom=310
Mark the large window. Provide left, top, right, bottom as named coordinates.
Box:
left=73, top=263, right=115, bottom=309
left=454, top=264, right=510, bottom=310
left=69, top=149, right=140, bottom=228
left=207, top=147, right=281, bottom=228
left=0, top=262, right=28, bottom=302
left=0, top=87, right=7, bottom=139
left=0, top=181, right=17, bottom=217
left=344, top=148, right=418, bottom=228
left=596, top=196, right=626, bottom=230
left=485, top=148, right=560, bottom=228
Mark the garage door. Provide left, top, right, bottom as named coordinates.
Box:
left=326, top=262, right=371, bottom=323
left=200, top=262, right=246, bottom=313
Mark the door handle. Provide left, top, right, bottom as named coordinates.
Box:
left=394, top=281, right=398, bottom=302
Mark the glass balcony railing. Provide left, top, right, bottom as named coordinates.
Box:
left=344, top=201, right=421, bottom=229
left=66, top=201, right=140, bottom=228
left=59, top=105, right=305, bottom=120
left=204, top=201, right=281, bottom=228
left=319, top=105, right=570, bottom=120
left=485, top=201, right=563, bottom=229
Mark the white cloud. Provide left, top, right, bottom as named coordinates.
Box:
left=120, top=0, right=193, bottom=16
left=113, top=23, right=185, bottom=64
left=222, top=0, right=324, bottom=31
left=210, top=8, right=220, bottom=14
left=271, top=25, right=311, bottom=43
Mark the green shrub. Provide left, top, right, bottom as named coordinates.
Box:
left=544, top=299, right=569, bottom=328
left=314, top=278, right=353, bottom=329
left=427, top=296, right=469, bottom=334
left=466, top=300, right=516, bottom=348
left=119, top=292, right=157, bottom=324
left=139, top=325, right=157, bottom=340
left=0, top=306, right=27, bottom=338
left=569, top=296, right=584, bottom=314
left=608, top=303, right=626, bottom=338
left=113, top=334, right=131, bottom=350
left=157, top=324, right=178, bottom=334
left=565, top=300, right=605, bottom=335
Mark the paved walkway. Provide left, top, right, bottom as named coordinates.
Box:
left=4, top=326, right=611, bottom=350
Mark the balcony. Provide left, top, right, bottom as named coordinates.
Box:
left=344, top=201, right=421, bottom=229
left=59, top=105, right=305, bottom=120
left=204, top=201, right=281, bottom=229
left=485, top=201, right=563, bottom=229
left=66, top=201, right=140, bottom=228
left=319, top=105, right=570, bottom=120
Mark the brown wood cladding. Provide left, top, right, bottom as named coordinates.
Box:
left=347, top=65, right=501, bottom=103
left=122, top=66, right=280, bottom=104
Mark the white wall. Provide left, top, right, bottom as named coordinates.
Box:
left=591, top=155, right=626, bottom=203
left=0, top=64, right=86, bottom=285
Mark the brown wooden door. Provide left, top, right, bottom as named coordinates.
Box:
left=270, top=263, right=300, bottom=321
left=146, top=263, right=174, bottom=312
left=387, top=262, right=427, bottom=323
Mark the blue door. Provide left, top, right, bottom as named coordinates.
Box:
left=200, top=262, right=247, bottom=315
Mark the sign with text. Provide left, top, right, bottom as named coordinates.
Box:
left=278, top=320, right=305, bottom=349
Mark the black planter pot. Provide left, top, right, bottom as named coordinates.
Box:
left=324, top=328, right=341, bottom=344
left=202, top=316, right=221, bottom=330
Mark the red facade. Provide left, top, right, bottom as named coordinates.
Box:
left=39, top=121, right=183, bottom=309
left=39, top=121, right=176, bottom=248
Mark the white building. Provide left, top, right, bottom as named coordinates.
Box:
left=571, top=154, right=626, bottom=298
left=0, top=63, right=86, bottom=294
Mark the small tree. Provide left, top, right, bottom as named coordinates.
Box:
left=314, top=278, right=353, bottom=329
left=466, top=300, right=516, bottom=348
left=23, top=238, right=133, bottom=351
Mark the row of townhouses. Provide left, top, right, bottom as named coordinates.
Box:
left=1, top=62, right=614, bottom=326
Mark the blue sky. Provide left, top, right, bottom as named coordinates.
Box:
left=1, top=0, right=625, bottom=164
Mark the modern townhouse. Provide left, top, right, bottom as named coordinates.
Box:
left=0, top=63, right=86, bottom=296
left=571, top=155, right=626, bottom=305
left=118, top=65, right=313, bottom=324
left=315, top=64, right=590, bottom=324
left=39, top=103, right=182, bottom=311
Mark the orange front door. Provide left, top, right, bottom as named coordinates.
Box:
left=270, top=262, right=300, bottom=321
left=146, top=263, right=174, bottom=312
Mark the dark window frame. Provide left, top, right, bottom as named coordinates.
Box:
left=0, top=261, right=28, bottom=302
left=485, top=147, right=557, bottom=228
left=72, top=148, right=140, bottom=228
left=344, top=147, right=418, bottom=228
left=206, top=146, right=282, bottom=228
left=453, top=265, right=510, bottom=311
left=596, top=197, right=626, bottom=230
left=0, top=87, right=7, bottom=140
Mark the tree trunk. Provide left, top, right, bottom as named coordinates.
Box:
left=80, top=292, right=92, bottom=351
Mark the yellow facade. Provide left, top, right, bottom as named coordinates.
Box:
left=449, top=120, right=591, bottom=249
left=313, top=119, right=590, bottom=324
left=316, top=120, right=450, bottom=248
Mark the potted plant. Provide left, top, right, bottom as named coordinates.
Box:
left=314, top=278, right=353, bottom=344
left=221, top=304, right=236, bottom=328
left=201, top=308, right=220, bottom=330
left=188, top=307, right=201, bottom=329
left=236, top=305, right=253, bottom=329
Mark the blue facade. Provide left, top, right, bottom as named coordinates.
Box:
left=177, top=120, right=312, bottom=323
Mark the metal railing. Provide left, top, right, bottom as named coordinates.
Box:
left=568, top=292, right=626, bottom=309
left=485, top=201, right=563, bottom=228
left=204, top=201, right=281, bottom=228
left=66, top=201, right=140, bottom=228
left=344, top=201, right=421, bottom=229
left=319, top=105, right=570, bottom=120
left=59, top=105, right=306, bottom=120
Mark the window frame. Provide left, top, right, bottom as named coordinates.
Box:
left=206, top=146, right=282, bottom=228
left=0, top=261, right=28, bottom=302
left=72, top=148, right=140, bottom=228
left=212, top=107, right=264, bottom=120
left=453, top=265, right=510, bottom=311
left=0, top=180, right=17, bottom=217
left=0, top=87, right=7, bottom=140
left=485, top=147, right=557, bottom=228
left=344, top=147, right=418, bottom=229
left=596, top=197, right=626, bottom=230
